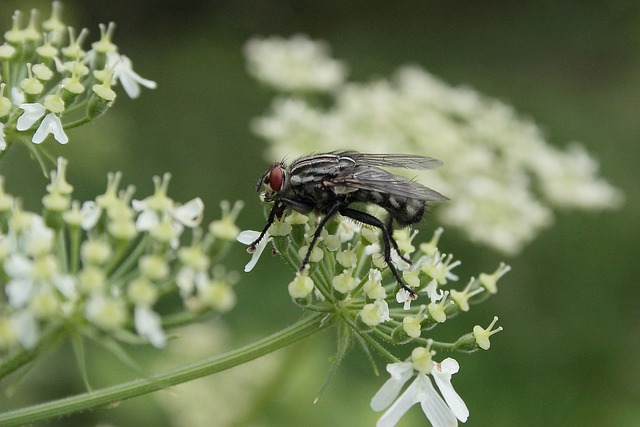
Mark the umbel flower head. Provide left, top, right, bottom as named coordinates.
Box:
left=238, top=208, right=507, bottom=426
left=0, top=158, right=242, bottom=361
left=245, top=35, right=624, bottom=255
left=0, top=2, right=156, bottom=155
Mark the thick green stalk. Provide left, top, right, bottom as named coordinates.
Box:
left=0, top=313, right=329, bottom=426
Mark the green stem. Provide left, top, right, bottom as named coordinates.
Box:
left=340, top=313, right=399, bottom=363
left=0, top=313, right=329, bottom=426
left=62, top=116, right=92, bottom=130
left=105, top=235, right=149, bottom=281
left=0, top=325, right=66, bottom=381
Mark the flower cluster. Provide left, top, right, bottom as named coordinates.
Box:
left=238, top=210, right=506, bottom=426
left=245, top=35, right=624, bottom=254
left=0, top=158, right=242, bottom=360
left=0, top=2, right=156, bottom=153
left=244, top=34, right=347, bottom=92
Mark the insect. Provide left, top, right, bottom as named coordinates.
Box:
left=247, top=150, right=448, bottom=299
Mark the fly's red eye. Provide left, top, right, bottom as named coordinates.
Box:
left=268, top=166, right=284, bottom=191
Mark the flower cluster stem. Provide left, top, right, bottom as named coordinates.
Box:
left=0, top=313, right=329, bottom=426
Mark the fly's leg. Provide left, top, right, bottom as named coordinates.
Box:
left=298, top=203, right=341, bottom=272
left=248, top=201, right=285, bottom=253
left=385, top=216, right=413, bottom=265
left=341, top=208, right=418, bottom=299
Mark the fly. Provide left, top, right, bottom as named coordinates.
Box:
left=247, top=150, right=448, bottom=299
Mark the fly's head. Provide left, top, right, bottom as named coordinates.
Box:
left=256, top=163, right=286, bottom=202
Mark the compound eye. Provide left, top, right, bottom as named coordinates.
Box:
left=268, top=166, right=284, bottom=192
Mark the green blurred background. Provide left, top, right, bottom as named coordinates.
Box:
left=1, top=1, right=638, bottom=426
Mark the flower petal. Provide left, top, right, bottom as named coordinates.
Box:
left=371, top=362, right=414, bottom=411
left=80, top=201, right=101, bottom=230
left=113, top=54, right=157, bottom=99
left=237, top=230, right=272, bottom=272
left=11, top=310, right=39, bottom=349
left=415, top=374, right=458, bottom=427
left=33, top=113, right=68, bottom=144
left=135, top=209, right=160, bottom=231
left=236, top=230, right=261, bottom=245
left=16, top=103, right=46, bottom=131
left=173, top=198, right=204, bottom=228
left=396, top=288, right=413, bottom=310
left=6, top=279, right=34, bottom=308
left=0, top=123, right=6, bottom=151
left=432, top=358, right=469, bottom=422
left=245, top=236, right=270, bottom=272
left=134, top=305, right=166, bottom=348
left=376, top=374, right=423, bottom=427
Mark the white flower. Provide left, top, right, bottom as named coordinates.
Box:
left=396, top=288, right=414, bottom=310
left=244, top=35, right=347, bottom=92
left=172, top=198, right=205, bottom=228
left=10, top=310, right=38, bottom=349
left=472, top=316, right=503, bottom=350
left=0, top=123, right=6, bottom=151
left=80, top=200, right=102, bottom=230
left=421, top=252, right=460, bottom=285
left=133, top=197, right=204, bottom=248
left=361, top=299, right=390, bottom=326
left=531, top=143, right=624, bottom=210
left=107, top=52, right=157, bottom=99
left=134, top=305, right=166, bottom=348
left=287, top=272, right=315, bottom=299
left=4, top=254, right=35, bottom=307
left=371, top=355, right=469, bottom=427
left=236, top=229, right=271, bottom=272
left=16, top=103, right=68, bottom=144
left=85, top=294, right=127, bottom=331
left=363, top=269, right=387, bottom=300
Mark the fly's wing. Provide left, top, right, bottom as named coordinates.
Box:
left=329, top=165, right=449, bottom=202
left=334, top=151, right=443, bottom=170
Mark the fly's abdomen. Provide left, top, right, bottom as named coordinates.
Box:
left=352, top=190, right=426, bottom=226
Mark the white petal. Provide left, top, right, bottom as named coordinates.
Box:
left=376, top=374, right=423, bottom=427
left=0, top=123, right=6, bottom=151
left=236, top=230, right=261, bottom=245
left=134, top=305, right=166, bottom=348
left=115, top=55, right=157, bottom=99
left=237, top=230, right=271, bottom=272
left=53, top=274, right=77, bottom=299
left=176, top=267, right=196, bottom=297
left=371, top=362, right=414, bottom=411
left=425, top=279, right=444, bottom=303
left=12, top=87, right=25, bottom=105
left=4, top=253, right=32, bottom=278
left=11, top=310, right=39, bottom=349
left=374, top=299, right=391, bottom=323
left=80, top=201, right=102, bottom=230
left=396, top=288, right=413, bottom=310
left=173, top=198, right=204, bottom=228
left=415, top=374, right=458, bottom=427
left=6, top=279, right=34, bottom=308
left=244, top=239, right=270, bottom=272
left=432, top=358, right=469, bottom=422
left=16, top=103, right=46, bottom=131
left=240, top=230, right=271, bottom=272
left=131, top=199, right=148, bottom=212
left=135, top=209, right=160, bottom=231
left=33, top=113, right=68, bottom=144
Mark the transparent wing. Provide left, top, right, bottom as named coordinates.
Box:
left=329, top=166, right=449, bottom=202
left=333, top=150, right=443, bottom=170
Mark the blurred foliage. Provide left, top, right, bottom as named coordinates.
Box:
left=0, top=0, right=638, bottom=426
